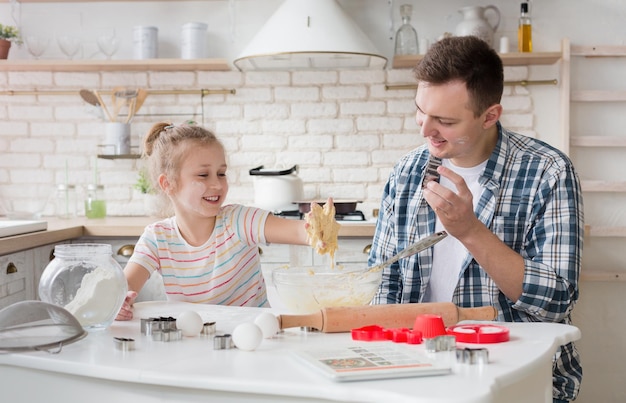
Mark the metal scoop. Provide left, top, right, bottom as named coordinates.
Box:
left=368, top=231, right=448, bottom=273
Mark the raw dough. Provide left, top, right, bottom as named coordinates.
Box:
left=305, top=202, right=340, bottom=262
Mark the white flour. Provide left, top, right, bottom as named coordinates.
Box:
left=65, top=266, right=120, bottom=327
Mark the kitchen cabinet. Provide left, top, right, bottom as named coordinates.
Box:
left=0, top=250, right=35, bottom=309
left=0, top=242, right=67, bottom=309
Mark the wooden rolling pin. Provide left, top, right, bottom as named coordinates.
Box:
left=277, top=303, right=496, bottom=333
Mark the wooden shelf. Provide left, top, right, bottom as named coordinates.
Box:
left=571, top=136, right=626, bottom=147
left=581, top=180, right=626, bottom=192
left=571, top=90, right=626, bottom=102
left=585, top=225, right=626, bottom=237
left=571, top=45, right=626, bottom=57
left=392, top=51, right=562, bottom=69
left=0, top=58, right=231, bottom=72
left=97, top=154, right=141, bottom=160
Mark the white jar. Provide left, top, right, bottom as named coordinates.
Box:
left=181, top=22, right=208, bottom=59
left=133, top=25, right=158, bottom=59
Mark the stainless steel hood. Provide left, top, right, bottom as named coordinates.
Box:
left=233, top=0, right=387, bottom=71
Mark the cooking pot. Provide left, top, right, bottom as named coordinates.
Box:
left=249, top=165, right=304, bottom=212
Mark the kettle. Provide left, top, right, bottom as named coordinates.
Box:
left=249, top=165, right=304, bottom=213
left=455, top=5, right=501, bottom=47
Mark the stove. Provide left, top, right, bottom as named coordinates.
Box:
left=273, top=210, right=366, bottom=222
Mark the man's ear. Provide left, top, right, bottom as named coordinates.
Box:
left=483, top=104, right=502, bottom=129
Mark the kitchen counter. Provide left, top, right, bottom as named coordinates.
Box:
left=0, top=301, right=580, bottom=403
left=0, top=217, right=376, bottom=256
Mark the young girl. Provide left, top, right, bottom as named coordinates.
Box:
left=116, top=121, right=332, bottom=321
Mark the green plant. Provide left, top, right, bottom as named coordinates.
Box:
left=0, top=24, right=22, bottom=44
left=134, top=169, right=155, bottom=194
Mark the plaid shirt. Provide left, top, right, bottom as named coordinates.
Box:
left=370, top=124, right=584, bottom=401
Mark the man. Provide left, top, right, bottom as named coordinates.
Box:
left=369, top=36, right=583, bottom=402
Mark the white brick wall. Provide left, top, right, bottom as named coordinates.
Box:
left=0, top=66, right=533, bottom=219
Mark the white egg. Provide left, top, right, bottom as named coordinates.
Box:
left=253, top=312, right=279, bottom=338
left=176, top=310, right=203, bottom=337
left=232, top=322, right=263, bottom=351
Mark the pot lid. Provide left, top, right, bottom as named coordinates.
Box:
left=233, top=0, right=387, bottom=71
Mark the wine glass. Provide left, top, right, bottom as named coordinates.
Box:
left=96, top=30, right=120, bottom=59
left=57, top=35, right=81, bottom=60
left=25, top=35, right=49, bottom=59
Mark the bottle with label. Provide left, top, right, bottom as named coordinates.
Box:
left=84, top=184, right=107, bottom=219
left=394, top=4, right=419, bottom=56
left=518, top=2, right=532, bottom=52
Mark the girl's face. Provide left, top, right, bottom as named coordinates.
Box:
left=165, top=143, right=229, bottom=218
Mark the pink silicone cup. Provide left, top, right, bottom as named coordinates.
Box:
left=413, top=314, right=446, bottom=338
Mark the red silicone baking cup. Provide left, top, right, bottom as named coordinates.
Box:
left=447, top=324, right=510, bottom=343
left=413, top=314, right=447, bottom=338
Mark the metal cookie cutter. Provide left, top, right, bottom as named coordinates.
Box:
left=201, top=322, right=217, bottom=336
left=213, top=334, right=235, bottom=350
left=424, top=335, right=456, bottom=353
left=141, top=317, right=177, bottom=335
left=456, top=347, right=489, bottom=365
left=151, top=328, right=183, bottom=342
left=114, top=337, right=135, bottom=351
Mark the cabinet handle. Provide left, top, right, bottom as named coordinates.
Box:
left=117, top=244, right=135, bottom=257
left=362, top=244, right=372, bottom=254
left=6, top=262, right=17, bottom=274
left=258, top=247, right=263, bottom=256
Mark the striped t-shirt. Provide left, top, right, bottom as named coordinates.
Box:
left=129, top=204, right=271, bottom=307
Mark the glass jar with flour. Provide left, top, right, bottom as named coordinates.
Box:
left=38, top=244, right=127, bottom=331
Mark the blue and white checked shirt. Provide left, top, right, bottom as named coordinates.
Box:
left=369, top=124, right=584, bottom=401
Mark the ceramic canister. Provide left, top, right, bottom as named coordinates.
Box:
left=181, top=22, right=208, bottom=59
left=133, top=26, right=158, bottom=59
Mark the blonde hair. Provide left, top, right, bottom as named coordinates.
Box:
left=142, top=121, right=224, bottom=192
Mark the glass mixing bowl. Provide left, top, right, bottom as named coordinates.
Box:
left=272, top=264, right=382, bottom=314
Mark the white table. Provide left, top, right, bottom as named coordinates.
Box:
left=0, top=301, right=580, bottom=403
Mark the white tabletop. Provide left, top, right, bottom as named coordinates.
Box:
left=0, top=301, right=580, bottom=403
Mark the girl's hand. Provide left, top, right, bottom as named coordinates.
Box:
left=115, top=290, right=138, bottom=321
left=305, top=197, right=340, bottom=257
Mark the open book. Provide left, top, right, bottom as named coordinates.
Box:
left=293, top=343, right=451, bottom=382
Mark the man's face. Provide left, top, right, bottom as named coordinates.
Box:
left=415, top=80, right=498, bottom=167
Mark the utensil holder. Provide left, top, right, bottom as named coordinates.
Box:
left=102, top=122, right=131, bottom=155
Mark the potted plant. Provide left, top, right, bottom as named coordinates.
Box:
left=134, top=169, right=171, bottom=217
left=0, top=24, right=21, bottom=59
left=134, top=168, right=155, bottom=195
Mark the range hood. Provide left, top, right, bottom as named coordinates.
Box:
left=233, top=0, right=387, bottom=71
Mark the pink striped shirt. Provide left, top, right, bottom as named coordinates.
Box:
left=129, top=204, right=271, bottom=307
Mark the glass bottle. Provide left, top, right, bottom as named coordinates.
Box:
left=394, top=4, right=419, bottom=56
left=38, top=243, right=127, bottom=331
left=518, top=2, right=532, bottom=52
left=84, top=184, right=107, bottom=219
left=55, top=184, right=77, bottom=219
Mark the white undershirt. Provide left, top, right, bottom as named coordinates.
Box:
left=423, top=158, right=487, bottom=302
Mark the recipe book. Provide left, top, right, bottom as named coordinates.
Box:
left=293, top=344, right=451, bottom=382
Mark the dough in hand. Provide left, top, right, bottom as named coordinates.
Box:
left=305, top=201, right=340, bottom=262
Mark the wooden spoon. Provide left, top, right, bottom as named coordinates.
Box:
left=110, top=86, right=128, bottom=122
left=91, top=89, right=113, bottom=122
left=133, top=88, right=148, bottom=115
